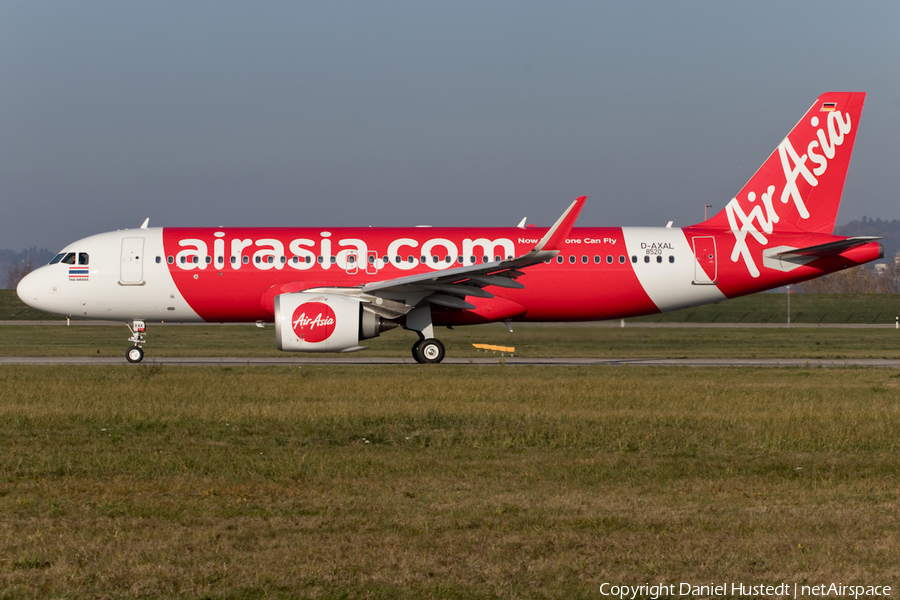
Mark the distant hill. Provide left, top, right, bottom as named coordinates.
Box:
left=1, top=247, right=55, bottom=289
left=835, top=217, right=900, bottom=264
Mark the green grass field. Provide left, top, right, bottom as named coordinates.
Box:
left=1, top=366, right=898, bottom=598
left=0, top=290, right=63, bottom=321
left=4, top=321, right=900, bottom=360
left=629, top=292, right=900, bottom=325
left=3, top=290, right=900, bottom=597
left=4, top=289, right=900, bottom=325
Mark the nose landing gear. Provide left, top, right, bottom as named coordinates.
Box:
left=126, top=320, right=146, bottom=363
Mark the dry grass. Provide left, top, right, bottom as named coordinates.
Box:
left=1, top=365, right=899, bottom=598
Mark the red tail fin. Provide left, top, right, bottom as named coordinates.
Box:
left=698, top=92, right=866, bottom=234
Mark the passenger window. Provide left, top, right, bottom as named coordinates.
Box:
left=61, top=253, right=76, bottom=265
left=330, top=256, right=336, bottom=264
left=569, top=256, right=576, bottom=264
left=482, top=256, right=489, bottom=264
left=242, top=256, right=249, bottom=264
left=230, top=256, right=236, bottom=264
left=167, top=256, right=174, bottom=264
left=619, top=256, right=625, bottom=264
left=280, top=256, right=286, bottom=264
left=594, top=256, right=600, bottom=264
left=408, top=256, right=414, bottom=263
left=50, top=253, right=65, bottom=265
left=582, top=256, right=588, bottom=264
left=205, top=256, right=212, bottom=264
left=458, top=256, right=464, bottom=264
left=556, top=256, right=563, bottom=264
left=669, top=256, right=675, bottom=263
left=643, top=256, right=650, bottom=263
left=656, top=256, right=662, bottom=263
left=368, top=255, right=375, bottom=264
left=631, top=256, right=637, bottom=263
left=155, top=256, right=161, bottom=264
left=218, top=256, right=225, bottom=264
left=494, top=255, right=501, bottom=262
left=606, top=255, right=613, bottom=264
left=317, top=256, right=324, bottom=264
left=78, top=253, right=89, bottom=265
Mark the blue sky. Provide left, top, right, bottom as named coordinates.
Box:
left=2, top=1, right=898, bottom=251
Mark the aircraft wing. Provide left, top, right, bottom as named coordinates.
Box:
left=356, top=196, right=586, bottom=312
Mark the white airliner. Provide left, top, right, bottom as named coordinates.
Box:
left=17, top=92, right=881, bottom=363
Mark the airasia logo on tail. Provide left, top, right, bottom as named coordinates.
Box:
left=291, top=302, right=336, bottom=343
left=725, top=107, right=853, bottom=278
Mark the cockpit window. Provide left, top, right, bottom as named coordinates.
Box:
left=61, top=253, right=76, bottom=265
left=78, top=253, right=89, bottom=265
left=49, top=253, right=65, bottom=265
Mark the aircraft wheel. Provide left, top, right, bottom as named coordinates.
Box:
left=126, top=346, right=144, bottom=363
left=415, top=339, right=445, bottom=364
left=411, top=339, right=423, bottom=361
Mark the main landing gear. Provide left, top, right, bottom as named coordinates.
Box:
left=412, top=338, right=445, bottom=364
left=405, top=306, right=445, bottom=364
left=126, top=320, right=146, bottom=363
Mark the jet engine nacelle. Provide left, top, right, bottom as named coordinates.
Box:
left=274, top=292, right=388, bottom=352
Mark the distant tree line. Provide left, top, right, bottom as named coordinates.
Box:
left=797, top=262, right=900, bottom=294
left=2, top=247, right=54, bottom=289
left=834, top=216, right=900, bottom=264
left=795, top=217, right=900, bottom=293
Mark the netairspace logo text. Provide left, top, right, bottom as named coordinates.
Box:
left=598, top=582, right=891, bottom=599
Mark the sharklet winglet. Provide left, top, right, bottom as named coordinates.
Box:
left=533, top=196, right=586, bottom=253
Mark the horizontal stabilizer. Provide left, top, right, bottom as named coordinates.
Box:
left=773, top=236, right=881, bottom=258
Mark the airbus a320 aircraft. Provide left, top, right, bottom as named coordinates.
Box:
left=17, top=92, right=882, bottom=363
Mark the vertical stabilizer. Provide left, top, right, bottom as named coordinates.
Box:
left=698, top=92, right=865, bottom=234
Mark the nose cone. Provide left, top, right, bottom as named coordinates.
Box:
left=16, top=268, right=53, bottom=313
left=16, top=269, right=37, bottom=304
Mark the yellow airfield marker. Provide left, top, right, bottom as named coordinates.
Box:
left=472, top=343, right=515, bottom=354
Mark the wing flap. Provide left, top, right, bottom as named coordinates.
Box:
left=426, top=294, right=476, bottom=310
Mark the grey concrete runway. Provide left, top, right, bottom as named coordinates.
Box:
left=2, top=356, right=900, bottom=367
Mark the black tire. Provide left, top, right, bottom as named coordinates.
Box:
left=415, top=339, right=445, bottom=364
left=411, top=339, right=423, bottom=361
left=126, top=346, right=144, bottom=363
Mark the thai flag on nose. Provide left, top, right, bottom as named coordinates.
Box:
left=68, top=266, right=89, bottom=279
